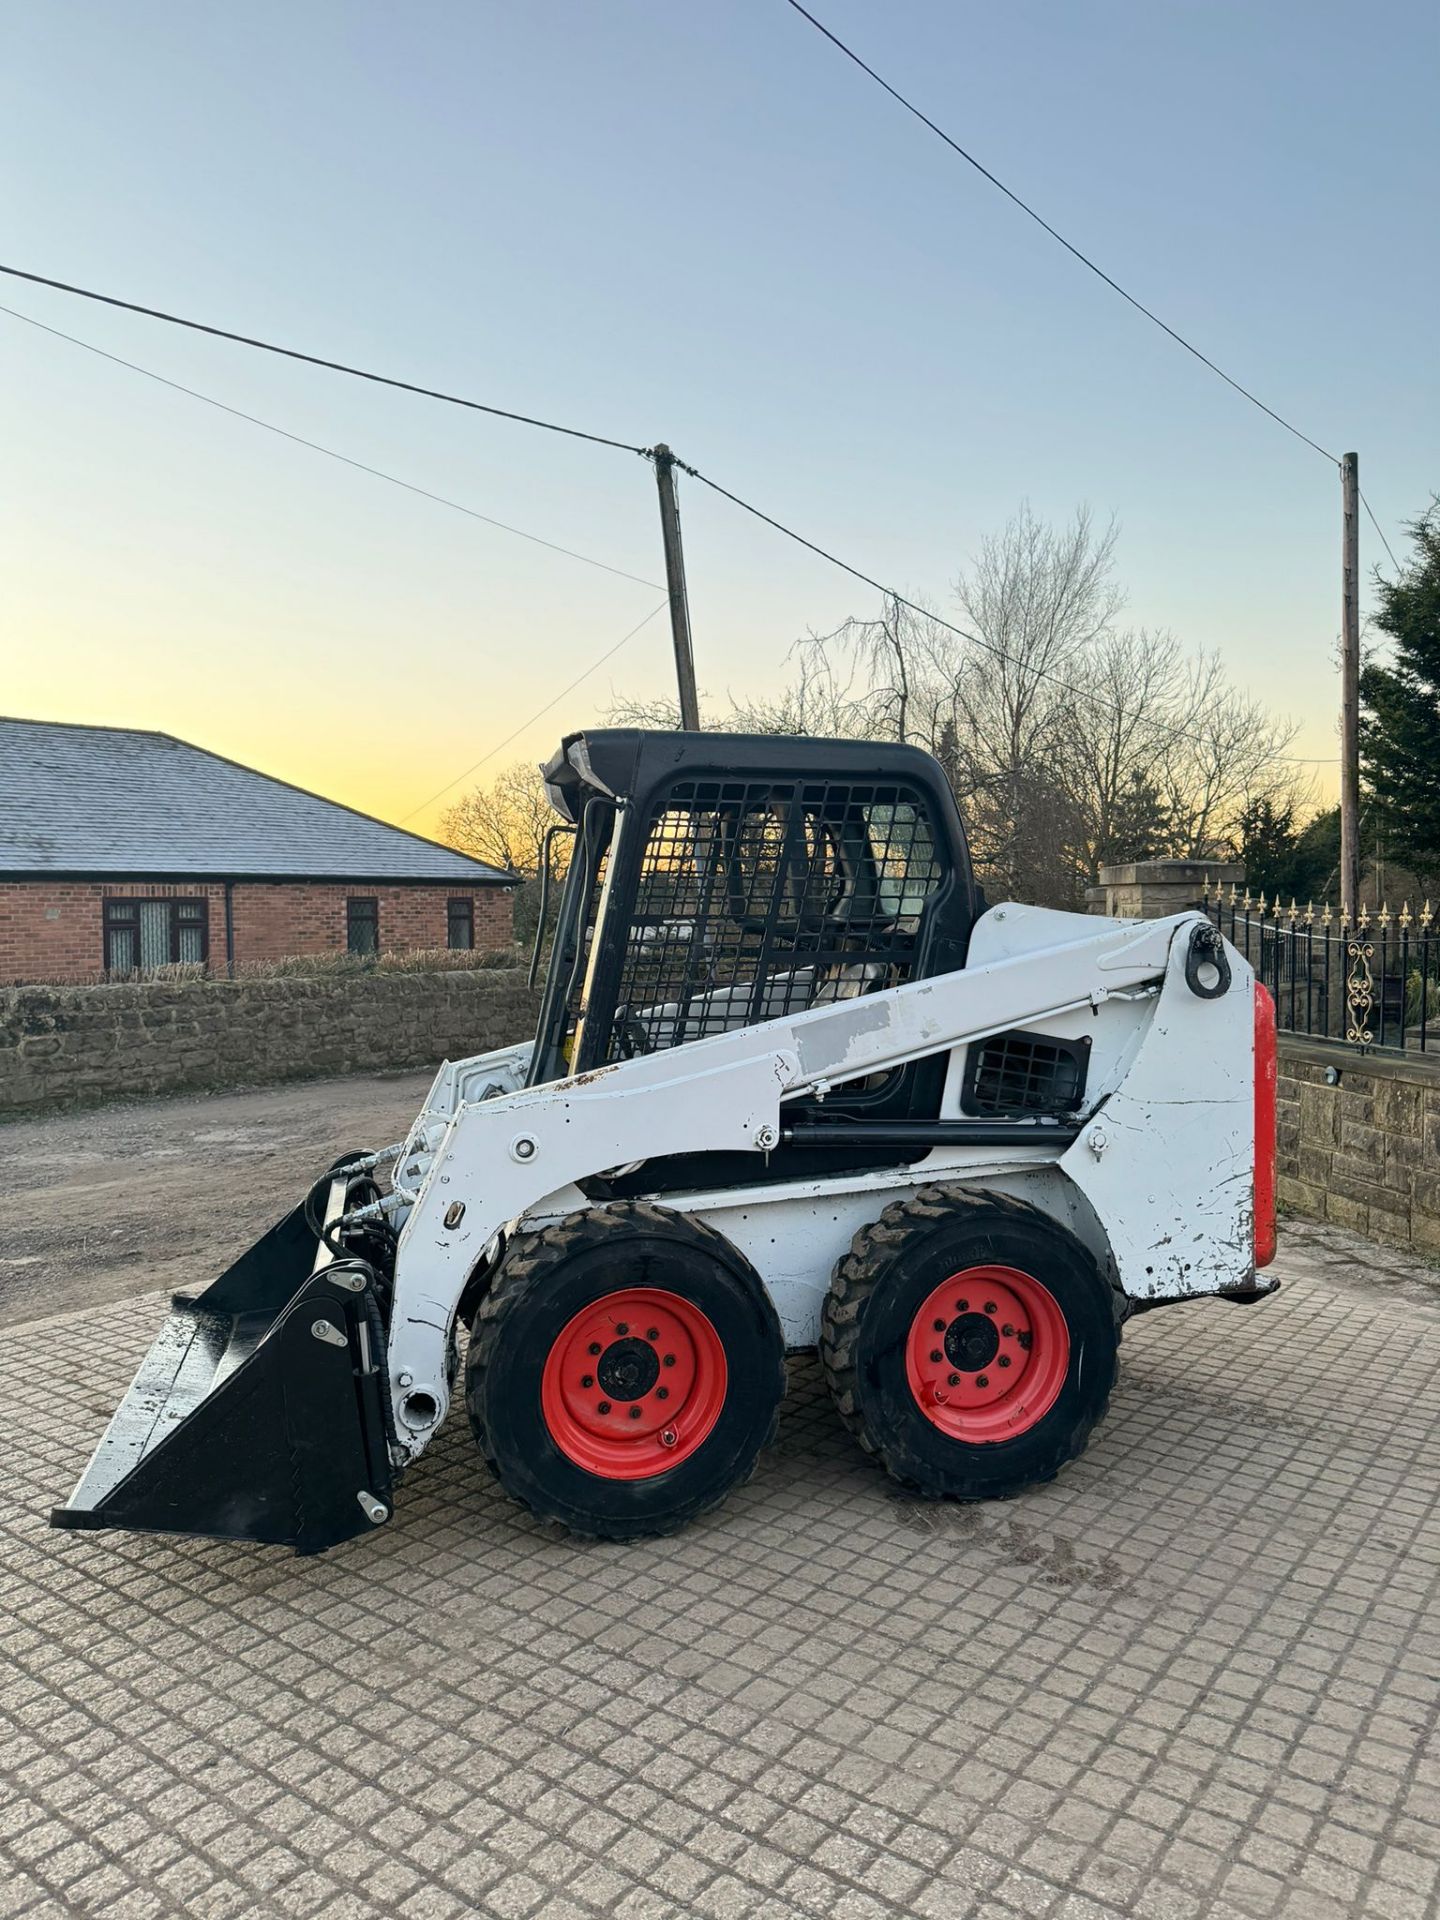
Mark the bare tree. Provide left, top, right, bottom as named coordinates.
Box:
left=605, top=502, right=1306, bottom=905
left=439, top=761, right=558, bottom=877
left=608, top=643, right=874, bottom=739
left=604, top=692, right=687, bottom=730
left=1156, top=653, right=1306, bottom=858
left=935, top=506, right=1122, bottom=901
left=728, top=642, right=875, bottom=739
left=1056, top=628, right=1184, bottom=885
left=954, top=505, right=1122, bottom=687
left=798, top=596, right=921, bottom=742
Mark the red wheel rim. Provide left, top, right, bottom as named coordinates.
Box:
left=540, top=1287, right=727, bottom=1480
left=904, top=1265, right=1070, bottom=1443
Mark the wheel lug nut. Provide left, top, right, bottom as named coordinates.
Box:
left=933, top=1318, right=946, bottom=1332
left=998, top=1356, right=1011, bottom=1369
left=956, top=1299, right=969, bottom=1311
left=629, top=1406, right=643, bottom=1420
left=588, top=1342, right=602, bottom=1356
left=663, top=1354, right=675, bottom=1367
left=646, top=1327, right=659, bottom=1341
left=580, top=1375, right=593, bottom=1388
left=656, top=1386, right=669, bottom=1400
left=616, top=1323, right=629, bottom=1336
left=597, top=1401, right=611, bottom=1415
left=947, top=1373, right=959, bottom=1386
left=984, top=1301, right=997, bottom=1314
left=930, top=1349, right=943, bottom=1363
left=1002, top=1324, right=1014, bottom=1337
left=976, top=1374, right=989, bottom=1388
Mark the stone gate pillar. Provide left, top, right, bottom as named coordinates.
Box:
left=1085, top=858, right=1245, bottom=918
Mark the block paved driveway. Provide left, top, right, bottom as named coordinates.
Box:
left=2, top=1078, right=1439, bottom=1919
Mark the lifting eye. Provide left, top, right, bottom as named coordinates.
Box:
left=1184, top=924, right=1231, bottom=1000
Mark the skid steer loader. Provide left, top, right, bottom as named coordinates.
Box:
left=54, top=729, right=1277, bottom=1554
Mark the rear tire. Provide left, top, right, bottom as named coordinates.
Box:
left=821, top=1187, right=1120, bottom=1500
left=465, top=1202, right=785, bottom=1539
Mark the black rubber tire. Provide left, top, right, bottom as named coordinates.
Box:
left=820, top=1186, right=1120, bottom=1500
left=465, top=1201, right=786, bottom=1539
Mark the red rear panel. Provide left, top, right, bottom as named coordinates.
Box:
left=1254, top=983, right=1278, bottom=1268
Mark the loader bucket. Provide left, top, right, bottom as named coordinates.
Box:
left=51, top=1166, right=397, bottom=1555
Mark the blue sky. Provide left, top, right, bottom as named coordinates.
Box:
left=4, top=0, right=1436, bottom=829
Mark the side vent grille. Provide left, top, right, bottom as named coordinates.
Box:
left=961, top=1030, right=1091, bottom=1118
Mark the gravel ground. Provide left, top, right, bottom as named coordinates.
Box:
left=0, top=1071, right=432, bottom=1331
left=2, top=1075, right=1439, bottom=1920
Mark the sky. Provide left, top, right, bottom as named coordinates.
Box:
left=4, top=0, right=1437, bottom=837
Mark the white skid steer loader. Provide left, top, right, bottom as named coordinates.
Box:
left=54, top=729, right=1277, bottom=1553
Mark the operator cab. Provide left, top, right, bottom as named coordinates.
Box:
left=529, top=729, right=979, bottom=1185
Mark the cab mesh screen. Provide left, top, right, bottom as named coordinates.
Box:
left=601, top=778, right=945, bottom=1063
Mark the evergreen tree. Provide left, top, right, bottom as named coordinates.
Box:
left=1359, top=501, right=1440, bottom=883
left=1098, top=769, right=1172, bottom=867
left=1237, top=799, right=1340, bottom=902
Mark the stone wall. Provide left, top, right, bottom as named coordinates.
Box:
left=1277, top=1035, right=1440, bottom=1251
left=0, top=968, right=542, bottom=1118
left=10, top=961, right=1434, bottom=1259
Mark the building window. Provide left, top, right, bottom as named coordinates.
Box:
left=347, top=897, right=379, bottom=956
left=103, top=898, right=208, bottom=973
left=447, top=897, right=474, bottom=950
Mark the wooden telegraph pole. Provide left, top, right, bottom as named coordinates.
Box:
left=651, top=445, right=701, bottom=730
left=1339, top=451, right=1361, bottom=923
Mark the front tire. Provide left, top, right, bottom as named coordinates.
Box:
left=466, top=1202, right=785, bottom=1538
left=821, top=1188, right=1120, bottom=1500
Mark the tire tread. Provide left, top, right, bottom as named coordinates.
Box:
left=466, top=1202, right=786, bottom=1539
left=819, top=1186, right=1123, bottom=1498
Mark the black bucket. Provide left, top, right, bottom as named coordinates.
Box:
left=52, top=1166, right=397, bottom=1555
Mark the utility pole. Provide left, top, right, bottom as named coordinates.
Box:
left=651, top=445, right=700, bottom=730
left=1340, top=451, right=1361, bottom=924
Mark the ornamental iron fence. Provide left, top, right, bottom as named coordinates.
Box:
left=1204, top=887, right=1440, bottom=1053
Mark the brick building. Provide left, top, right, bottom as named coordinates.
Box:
left=1, top=718, right=515, bottom=983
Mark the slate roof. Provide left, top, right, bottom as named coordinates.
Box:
left=0, top=718, right=513, bottom=884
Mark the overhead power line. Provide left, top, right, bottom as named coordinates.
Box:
left=3, top=259, right=1359, bottom=770
left=8, top=253, right=1403, bottom=582
left=0, top=262, right=649, bottom=457
left=780, top=0, right=1340, bottom=467
left=396, top=600, right=669, bottom=823
left=1, top=304, right=664, bottom=591
left=2, top=289, right=669, bottom=824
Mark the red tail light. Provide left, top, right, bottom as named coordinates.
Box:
left=1254, top=983, right=1277, bottom=1268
